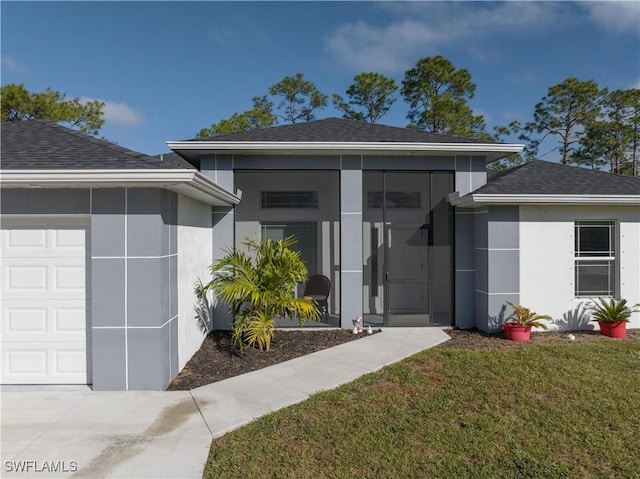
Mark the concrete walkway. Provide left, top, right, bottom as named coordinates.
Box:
left=1, top=328, right=450, bottom=478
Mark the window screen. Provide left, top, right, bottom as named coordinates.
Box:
left=261, top=191, right=318, bottom=209
left=367, top=191, right=421, bottom=209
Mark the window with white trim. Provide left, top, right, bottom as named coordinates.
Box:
left=574, top=221, right=615, bottom=297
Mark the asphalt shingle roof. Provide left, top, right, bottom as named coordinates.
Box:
left=1, top=119, right=194, bottom=170
left=481, top=160, right=640, bottom=196
left=193, top=117, right=499, bottom=144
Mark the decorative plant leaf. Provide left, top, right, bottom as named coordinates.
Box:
left=505, top=301, right=551, bottom=329
left=200, top=236, right=321, bottom=352
left=586, top=297, right=640, bottom=323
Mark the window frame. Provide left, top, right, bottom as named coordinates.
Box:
left=574, top=220, right=616, bottom=298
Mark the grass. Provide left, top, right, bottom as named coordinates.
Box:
left=204, top=342, right=640, bottom=479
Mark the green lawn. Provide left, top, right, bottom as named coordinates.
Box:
left=205, top=342, right=640, bottom=479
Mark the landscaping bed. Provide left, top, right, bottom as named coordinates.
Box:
left=439, top=327, right=640, bottom=349
left=168, top=327, right=639, bottom=390
left=167, top=328, right=377, bottom=390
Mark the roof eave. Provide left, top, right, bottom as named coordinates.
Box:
left=0, top=169, right=240, bottom=206
left=166, top=141, right=524, bottom=163
left=451, top=194, right=640, bottom=208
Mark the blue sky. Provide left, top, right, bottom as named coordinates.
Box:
left=2, top=1, right=639, bottom=159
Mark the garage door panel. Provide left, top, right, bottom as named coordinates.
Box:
left=54, top=264, right=86, bottom=291
left=4, top=306, right=48, bottom=334
left=2, top=262, right=48, bottom=292
left=1, top=342, right=87, bottom=384
left=1, top=220, right=89, bottom=385
left=52, top=229, right=86, bottom=250
left=2, top=300, right=87, bottom=341
left=2, top=258, right=86, bottom=300
left=3, top=228, right=47, bottom=250
left=1, top=228, right=85, bottom=258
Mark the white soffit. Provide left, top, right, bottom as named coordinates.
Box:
left=451, top=193, right=640, bottom=207
left=0, top=169, right=240, bottom=206
left=166, top=140, right=524, bottom=162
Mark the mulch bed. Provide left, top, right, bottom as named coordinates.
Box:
left=167, top=327, right=640, bottom=391
left=438, top=327, right=640, bottom=349
left=167, top=329, right=377, bottom=391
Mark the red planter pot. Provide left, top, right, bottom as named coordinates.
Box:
left=503, top=323, right=532, bottom=342
left=598, top=320, right=627, bottom=338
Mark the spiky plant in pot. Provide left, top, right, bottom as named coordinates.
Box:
left=586, top=297, right=639, bottom=323
left=505, top=301, right=551, bottom=329
left=586, top=297, right=639, bottom=338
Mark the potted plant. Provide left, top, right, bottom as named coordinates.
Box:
left=503, top=301, right=551, bottom=342
left=586, top=297, right=639, bottom=339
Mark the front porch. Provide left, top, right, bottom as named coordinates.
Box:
left=233, top=168, right=455, bottom=329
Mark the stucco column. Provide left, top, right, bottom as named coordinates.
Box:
left=202, top=154, right=236, bottom=330
left=340, top=157, right=363, bottom=328
left=454, top=156, right=488, bottom=330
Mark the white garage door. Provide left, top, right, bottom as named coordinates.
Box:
left=1, top=217, right=90, bottom=385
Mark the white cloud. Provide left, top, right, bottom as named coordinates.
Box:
left=580, top=1, right=640, bottom=33
left=1, top=54, right=27, bottom=74
left=325, top=19, right=444, bottom=73
left=324, top=2, right=570, bottom=73
left=81, top=98, right=145, bottom=127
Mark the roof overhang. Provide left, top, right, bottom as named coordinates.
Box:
left=166, top=141, right=524, bottom=164
left=449, top=193, right=640, bottom=208
left=0, top=169, right=240, bottom=206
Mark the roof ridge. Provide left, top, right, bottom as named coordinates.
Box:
left=192, top=116, right=500, bottom=144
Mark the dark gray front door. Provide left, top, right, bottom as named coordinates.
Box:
left=363, top=171, right=434, bottom=327
left=386, top=225, right=430, bottom=325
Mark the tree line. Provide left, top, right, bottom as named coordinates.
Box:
left=2, top=55, right=638, bottom=176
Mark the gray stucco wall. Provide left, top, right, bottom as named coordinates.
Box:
left=340, top=158, right=363, bottom=328
left=453, top=157, right=489, bottom=329
left=202, top=155, right=236, bottom=330
left=474, top=205, right=520, bottom=332
left=92, top=188, right=179, bottom=390
left=1, top=187, right=180, bottom=390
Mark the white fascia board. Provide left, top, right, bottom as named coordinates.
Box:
left=452, top=194, right=640, bottom=208
left=167, top=140, right=523, bottom=160
left=0, top=169, right=240, bottom=206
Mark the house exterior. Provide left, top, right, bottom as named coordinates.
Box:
left=450, top=160, right=640, bottom=331
left=167, top=119, right=639, bottom=333
left=167, top=118, right=525, bottom=332
left=2, top=118, right=638, bottom=391
left=0, top=120, right=239, bottom=390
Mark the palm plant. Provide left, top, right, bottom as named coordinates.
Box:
left=586, top=297, right=639, bottom=323
left=505, top=301, right=551, bottom=329
left=199, top=236, right=320, bottom=352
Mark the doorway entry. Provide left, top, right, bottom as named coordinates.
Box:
left=362, top=171, right=453, bottom=327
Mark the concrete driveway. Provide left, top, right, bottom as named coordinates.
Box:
left=1, top=328, right=450, bottom=478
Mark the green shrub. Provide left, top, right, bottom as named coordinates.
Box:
left=200, top=236, right=320, bottom=352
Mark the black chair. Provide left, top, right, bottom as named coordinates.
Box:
left=303, top=274, right=331, bottom=320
